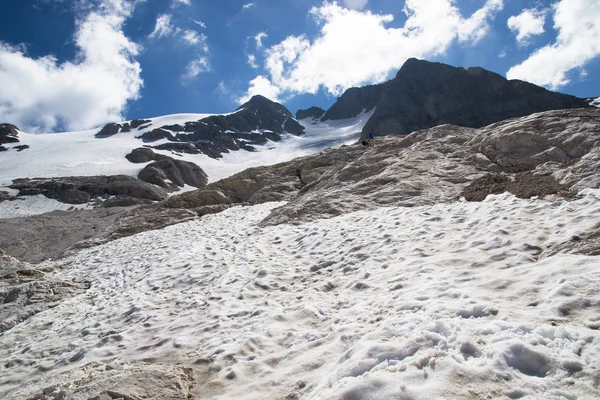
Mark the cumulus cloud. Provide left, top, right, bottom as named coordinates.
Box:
left=240, top=0, right=503, bottom=102
left=172, top=0, right=191, bottom=6
left=183, top=56, right=210, bottom=79
left=243, top=2, right=255, bottom=9
left=507, top=8, right=547, bottom=46
left=243, top=75, right=282, bottom=102
left=507, top=0, right=600, bottom=89
left=0, top=0, right=142, bottom=132
left=149, top=14, right=173, bottom=39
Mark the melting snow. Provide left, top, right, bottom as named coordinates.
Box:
left=2, top=189, right=600, bottom=399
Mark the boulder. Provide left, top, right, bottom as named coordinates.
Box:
left=126, top=147, right=171, bottom=163
left=95, top=122, right=122, bottom=138
left=138, top=159, right=208, bottom=188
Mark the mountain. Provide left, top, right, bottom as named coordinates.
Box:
left=318, top=58, right=590, bottom=138
left=1, top=107, right=599, bottom=400
left=94, top=94, right=305, bottom=159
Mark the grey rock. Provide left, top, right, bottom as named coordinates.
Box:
left=137, top=128, right=174, bottom=142
left=13, top=144, right=29, bottom=151
left=0, top=205, right=197, bottom=263
left=131, top=119, right=151, bottom=129
left=125, top=148, right=171, bottom=163
left=0, top=254, right=89, bottom=332
left=296, top=106, right=326, bottom=120
left=0, top=123, right=20, bottom=145
left=95, top=123, right=122, bottom=138
left=138, top=159, right=208, bottom=188
left=322, top=59, right=589, bottom=140
left=9, top=175, right=168, bottom=204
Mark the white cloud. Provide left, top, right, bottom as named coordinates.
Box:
left=241, top=75, right=282, bottom=103
left=243, top=2, right=255, bottom=9
left=149, top=14, right=173, bottom=39
left=507, top=8, right=547, bottom=46
left=248, top=54, right=259, bottom=69
left=507, top=0, right=600, bottom=89
left=241, top=0, right=503, bottom=101
left=0, top=1, right=142, bottom=132
left=255, top=31, right=267, bottom=49
left=172, top=0, right=191, bottom=5
left=183, top=56, right=210, bottom=79
left=194, top=19, right=206, bottom=29
left=182, top=30, right=205, bottom=46
left=342, top=0, right=368, bottom=11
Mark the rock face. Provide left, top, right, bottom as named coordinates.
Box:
left=164, top=108, right=600, bottom=225
left=320, top=59, right=589, bottom=138
left=0, top=123, right=20, bottom=144
left=138, top=159, right=208, bottom=189
left=9, top=175, right=169, bottom=204
left=296, top=106, right=326, bottom=120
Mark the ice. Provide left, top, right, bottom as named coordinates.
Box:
left=1, top=190, right=600, bottom=399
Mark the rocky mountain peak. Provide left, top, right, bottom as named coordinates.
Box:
left=324, top=58, right=589, bottom=138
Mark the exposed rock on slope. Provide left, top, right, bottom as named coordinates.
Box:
left=126, top=147, right=209, bottom=190
left=0, top=252, right=89, bottom=332
left=320, top=59, right=589, bottom=137
left=296, top=106, right=326, bottom=120
left=9, top=175, right=168, bottom=204
left=164, top=108, right=599, bottom=225
left=95, top=95, right=305, bottom=159
left=0, top=123, right=20, bottom=144
left=0, top=205, right=197, bottom=263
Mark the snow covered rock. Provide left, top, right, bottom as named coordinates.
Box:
left=0, top=123, right=20, bottom=145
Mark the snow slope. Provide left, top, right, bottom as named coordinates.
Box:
left=2, top=189, right=599, bottom=399
left=0, top=110, right=371, bottom=218
left=0, top=111, right=371, bottom=187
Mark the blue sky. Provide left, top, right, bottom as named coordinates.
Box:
left=0, top=0, right=599, bottom=132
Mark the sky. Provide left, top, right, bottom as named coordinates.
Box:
left=0, top=0, right=599, bottom=133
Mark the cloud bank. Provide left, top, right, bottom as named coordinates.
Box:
left=240, top=0, right=503, bottom=103
left=0, top=0, right=142, bottom=132
left=507, top=0, right=600, bottom=90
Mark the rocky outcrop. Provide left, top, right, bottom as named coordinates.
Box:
left=125, top=147, right=171, bottom=163
left=320, top=59, right=589, bottom=138
left=138, top=128, right=175, bottom=142
left=0, top=123, right=20, bottom=144
left=95, top=122, right=121, bottom=138
left=138, top=159, right=208, bottom=189
left=296, top=106, right=326, bottom=120
left=321, top=85, right=383, bottom=122
left=163, top=108, right=599, bottom=224
left=9, top=175, right=169, bottom=204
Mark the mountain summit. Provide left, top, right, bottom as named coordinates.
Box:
left=320, top=58, right=589, bottom=137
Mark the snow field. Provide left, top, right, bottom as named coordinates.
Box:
left=1, top=190, right=600, bottom=399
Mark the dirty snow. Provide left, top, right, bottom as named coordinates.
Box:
left=1, top=189, right=599, bottom=399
